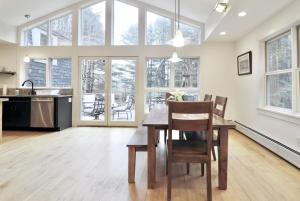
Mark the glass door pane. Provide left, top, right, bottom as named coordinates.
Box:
left=110, top=59, right=136, bottom=122
left=80, top=58, right=107, bottom=123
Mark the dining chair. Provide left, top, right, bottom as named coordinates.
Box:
left=184, top=94, right=212, bottom=141
left=211, top=96, right=227, bottom=161
left=167, top=101, right=213, bottom=201
left=204, top=94, right=212, bottom=101
left=164, top=92, right=173, bottom=143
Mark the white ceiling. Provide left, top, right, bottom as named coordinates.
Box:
left=0, top=0, right=83, bottom=26
left=206, top=0, right=294, bottom=41
left=0, top=0, right=296, bottom=42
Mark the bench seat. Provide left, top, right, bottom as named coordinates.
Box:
left=127, top=126, right=159, bottom=183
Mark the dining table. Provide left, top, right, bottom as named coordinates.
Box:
left=142, top=104, right=236, bottom=190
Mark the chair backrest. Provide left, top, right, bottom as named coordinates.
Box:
left=165, top=92, right=172, bottom=103
left=213, top=96, right=227, bottom=118
left=204, top=94, right=212, bottom=102
left=168, top=101, right=213, bottom=153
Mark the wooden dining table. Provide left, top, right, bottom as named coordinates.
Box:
left=142, top=104, right=236, bottom=190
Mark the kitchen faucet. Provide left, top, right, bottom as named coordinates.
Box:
left=22, top=80, right=37, bottom=95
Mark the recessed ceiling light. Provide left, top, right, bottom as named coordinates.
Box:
left=215, top=3, right=228, bottom=13
left=220, top=32, right=226, bottom=36
left=238, top=11, right=247, bottom=17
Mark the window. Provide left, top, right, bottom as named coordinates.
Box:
left=146, top=58, right=170, bottom=88
left=145, top=57, right=200, bottom=112
left=50, top=58, right=72, bottom=87
left=180, top=23, right=201, bottom=44
left=24, top=23, right=48, bottom=46
left=266, top=31, right=292, bottom=109
left=146, top=12, right=172, bottom=45
left=24, top=58, right=72, bottom=88
left=113, top=1, right=138, bottom=45
left=80, top=1, right=106, bottom=46
left=50, top=14, right=72, bottom=46
left=25, top=59, right=47, bottom=87
left=174, top=58, right=199, bottom=88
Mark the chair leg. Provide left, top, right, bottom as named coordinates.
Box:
left=164, top=129, right=167, bottom=143
left=212, top=146, right=217, bottom=161
left=167, top=158, right=172, bottom=201
left=128, top=147, right=136, bottom=183
left=186, top=163, right=190, bottom=175
left=201, top=163, right=205, bottom=176
left=206, top=162, right=212, bottom=201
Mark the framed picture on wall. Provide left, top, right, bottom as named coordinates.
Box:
left=237, top=51, right=252, bottom=76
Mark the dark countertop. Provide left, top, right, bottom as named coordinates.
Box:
left=0, top=95, right=73, bottom=98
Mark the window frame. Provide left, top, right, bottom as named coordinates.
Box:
left=22, top=21, right=50, bottom=46
left=22, top=57, right=73, bottom=89
left=49, top=12, right=73, bottom=46
left=22, top=12, right=73, bottom=47
left=264, top=27, right=300, bottom=114
left=144, top=57, right=200, bottom=113
left=78, top=0, right=106, bottom=46
left=145, top=10, right=174, bottom=46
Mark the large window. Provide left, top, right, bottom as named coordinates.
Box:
left=113, top=1, right=138, bottom=45
left=24, top=58, right=72, bottom=88
left=266, top=31, right=292, bottom=109
left=24, top=23, right=49, bottom=46
left=50, top=58, right=72, bottom=87
left=25, top=59, right=47, bottom=87
left=180, top=23, right=201, bottom=44
left=146, top=12, right=172, bottom=45
left=50, top=14, right=72, bottom=46
left=145, top=57, right=200, bottom=112
left=80, top=1, right=106, bottom=46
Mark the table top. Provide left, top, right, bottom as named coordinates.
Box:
left=142, top=104, right=236, bottom=129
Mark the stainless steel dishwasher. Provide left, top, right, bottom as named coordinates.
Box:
left=31, top=97, right=54, bottom=128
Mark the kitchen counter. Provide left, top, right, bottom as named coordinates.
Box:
left=0, top=95, right=72, bottom=98
left=0, top=98, right=8, bottom=143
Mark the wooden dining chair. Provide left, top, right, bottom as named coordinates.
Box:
left=167, top=101, right=213, bottom=201
left=211, top=96, right=227, bottom=161
left=204, top=94, right=212, bottom=101
left=164, top=92, right=173, bottom=143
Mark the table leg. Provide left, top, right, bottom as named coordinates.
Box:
left=147, top=126, right=156, bottom=189
left=218, top=127, right=228, bottom=190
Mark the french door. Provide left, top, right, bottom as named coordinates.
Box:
left=79, top=57, right=137, bottom=126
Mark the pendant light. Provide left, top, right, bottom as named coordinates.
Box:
left=23, top=14, right=31, bottom=63
left=168, top=0, right=187, bottom=48
left=169, top=50, right=182, bottom=63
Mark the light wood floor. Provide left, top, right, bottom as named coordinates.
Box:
left=0, top=128, right=299, bottom=201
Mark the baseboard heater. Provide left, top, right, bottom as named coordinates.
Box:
left=234, top=121, right=300, bottom=169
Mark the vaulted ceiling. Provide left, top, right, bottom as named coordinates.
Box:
left=0, top=0, right=295, bottom=43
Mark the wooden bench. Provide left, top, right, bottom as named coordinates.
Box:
left=127, top=126, right=159, bottom=183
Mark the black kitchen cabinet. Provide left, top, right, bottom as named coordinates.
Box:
left=3, top=97, right=31, bottom=128
left=2, top=96, right=72, bottom=131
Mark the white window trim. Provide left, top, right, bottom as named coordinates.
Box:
left=22, top=57, right=73, bottom=89
left=262, top=26, right=300, bottom=119
left=144, top=57, right=200, bottom=113
left=257, top=106, right=300, bottom=125
left=112, top=0, right=139, bottom=46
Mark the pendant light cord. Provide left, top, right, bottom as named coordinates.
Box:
left=178, top=0, right=180, bottom=30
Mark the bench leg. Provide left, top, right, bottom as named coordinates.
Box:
left=128, top=147, right=136, bottom=183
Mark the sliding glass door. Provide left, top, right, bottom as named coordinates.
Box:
left=79, top=57, right=137, bottom=126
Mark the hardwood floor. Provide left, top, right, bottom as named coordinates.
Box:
left=0, top=128, right=299, bottom=201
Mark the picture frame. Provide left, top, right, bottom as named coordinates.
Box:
left=237, top=51, right=252, bottom=76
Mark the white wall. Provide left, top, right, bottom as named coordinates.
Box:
left=234, top=0, right=300, bottom=152
left=0, top=45, right=18, bottom=87
left=0, top=21, right=16, bottom=44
